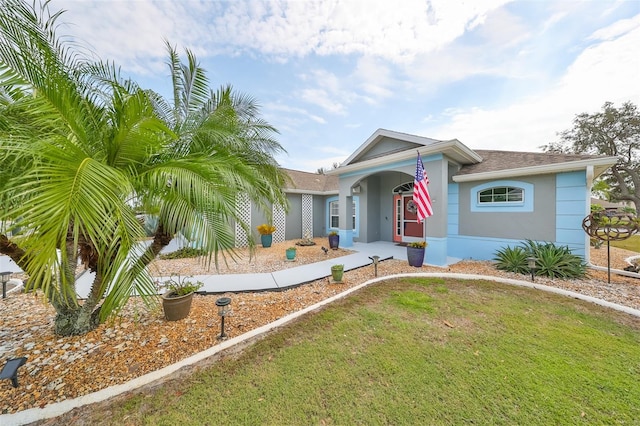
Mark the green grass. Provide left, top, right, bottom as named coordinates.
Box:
left=90, top=278, right=640, bottom=425
left=610, top=234, right=640, bottom=252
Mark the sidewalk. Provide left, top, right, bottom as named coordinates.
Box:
left=77, top=241, right=407, bottom=298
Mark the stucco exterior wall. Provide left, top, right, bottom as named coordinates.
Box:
left=376, top=171, right=412, bottom=242
left=457, top=175, right=556, bottom=240
left=313, top=196, right=326, bottom=237
left=361, top=177, right=381, bottom=242
left=284, top=194, right=302, bottom=240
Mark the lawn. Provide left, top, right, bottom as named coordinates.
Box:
left=84, top=277, right=640, bottom=425
left=610, top=234, right=640, bottom=252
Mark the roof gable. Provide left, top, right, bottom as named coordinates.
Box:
left=343, top=129, right=443, bottom=166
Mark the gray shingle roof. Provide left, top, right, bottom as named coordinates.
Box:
left=282, top=149, right=613, bottom=193
left=456, top=149, right=605, bottom=176
left=282, top=168, right=338, bottom=193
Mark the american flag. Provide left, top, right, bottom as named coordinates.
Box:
left=413, top=152, right=433, bottom=222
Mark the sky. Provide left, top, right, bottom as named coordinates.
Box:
left=53, top=0, right=640, bottom=172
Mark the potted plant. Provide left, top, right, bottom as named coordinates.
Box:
left=331, top=264, right=344, bottom=282
left=328, top=230, right=339, bottom=250
left=286, top=246, right=297, bottom=261
left=257, top=224, right=276, bottom=248
left=406, top=241, right=427, bottom=267
left=161, top=275, right=203, bottom=321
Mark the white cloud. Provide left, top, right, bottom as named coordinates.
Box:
left=56, top=0, right=513, bottom=69
left=423, top=14, right=640, bottom=151
left=352, top=57, right=394, bottom=101
left=299, top=88, right=347, bottom=115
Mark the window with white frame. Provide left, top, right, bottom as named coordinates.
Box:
left=329, top=200, right=356, bottom=229
left=478, top=186, right=523, bottom=204
left=330, top=201, right=339, bottom=228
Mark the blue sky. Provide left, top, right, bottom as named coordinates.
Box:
left=55, top=0, right=640, bottom=172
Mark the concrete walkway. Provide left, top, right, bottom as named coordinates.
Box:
left=76, top=241, right=419, bottom=298
left=193, top=241, right=413, bottom=293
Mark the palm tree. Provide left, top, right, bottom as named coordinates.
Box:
left=0, top=0, right=288, bottom=335
left=137, top=41, right=290, bottom=268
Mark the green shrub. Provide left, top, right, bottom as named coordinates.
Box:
left=160, top=247, right=207, bottom=260
left=493, top=246, right=529, bottom=274
left=494, top=240, right=587, bottom=279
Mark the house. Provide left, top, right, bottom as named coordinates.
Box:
left=590, top=197, right=633, bottom=213
left=242, top=129, right=618, bottom=266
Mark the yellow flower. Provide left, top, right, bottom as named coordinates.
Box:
left=257, top=224, right=276, bottom=235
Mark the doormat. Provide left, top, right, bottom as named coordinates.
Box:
left=395, top=242, right=408, bottom=247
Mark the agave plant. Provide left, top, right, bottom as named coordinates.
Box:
left=494, top=240, right=586, bottom=279
left=493, top=246, right=529, bottom=274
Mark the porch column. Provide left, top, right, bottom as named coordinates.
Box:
left=338, top=193, right=354, bottom=247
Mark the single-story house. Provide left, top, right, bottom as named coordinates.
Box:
left=590, top=197, right=633, bottom=213
left=241, top=128, right=618, bottom=266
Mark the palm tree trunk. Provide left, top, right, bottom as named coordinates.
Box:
left=135, top=222, right=174, bottom=270
left=0, top=234, right=28, bottom=269
left=51, top=234, right=104, bottom=335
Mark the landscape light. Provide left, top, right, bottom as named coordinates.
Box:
left=1, top=271, right=11, bottom=299
left=527, top=257, right=537, bottom=282
left=215, top=297, right=232, bottom=339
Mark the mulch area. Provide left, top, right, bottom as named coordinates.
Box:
left=1, top=240, right=639, bottom=421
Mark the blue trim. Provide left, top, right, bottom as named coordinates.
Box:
left=448, top=235, right=527, bottom=261
left=447, top=183, right=459, bottom=235
left=425, top=237, right=447, bottom=266
left=339, top=153, right=443, bottom=178
left=470, top=180, right=533, bottom=212
left=341, top=229, right=354, bottom=247
left=448, top=234, right=586, bottom=262
left=556, top=171, right=588, bottom=253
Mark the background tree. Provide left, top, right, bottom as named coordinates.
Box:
left=316, top=162, right=340, bottom=174
left=0, top=0, right=288, bottom=336
left=542, top=101, right=640, bottom=211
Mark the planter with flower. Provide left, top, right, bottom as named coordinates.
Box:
left=328, top=231, right=339, bottom=250
left=257, top=224, right=276, bottom=248
left=161, top=275, right=203, bottom=321
left=406, top=241, right=427, bottom=267
left=286, top=246, right=297, bottom=261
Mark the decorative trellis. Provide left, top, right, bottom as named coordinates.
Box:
left=302, top=194, right=314, bottom=237
left=273, top=203, right=286, bottom=243
left=235, top=193, right=251, bottom=247
left=582, top=212, right=640, bottom=283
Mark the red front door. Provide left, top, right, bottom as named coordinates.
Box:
left=393, top=194, right=424, bottom=243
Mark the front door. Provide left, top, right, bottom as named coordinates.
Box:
left=393, top=194, right=424, bottom=243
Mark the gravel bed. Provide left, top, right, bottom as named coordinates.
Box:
left=1, top=239, right=639, bottom=417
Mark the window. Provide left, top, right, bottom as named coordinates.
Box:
left=328, top=200, right=356, bottom=230
left=330, top=201, right=339, bottom=228
left=471, top=181, right=533, bottom=213
left=478, top=187, right=523, bottom=204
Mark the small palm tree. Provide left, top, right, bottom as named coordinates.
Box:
left=0, top=0, right=288, bottom=335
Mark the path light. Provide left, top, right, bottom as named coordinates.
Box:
left=1, top=271, right=11, bottom=299
left=527, top=257, right=537, bottom=282
left=215, top=297, right=232, bottom=339
left=368, top=255, right=380, bottom=277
